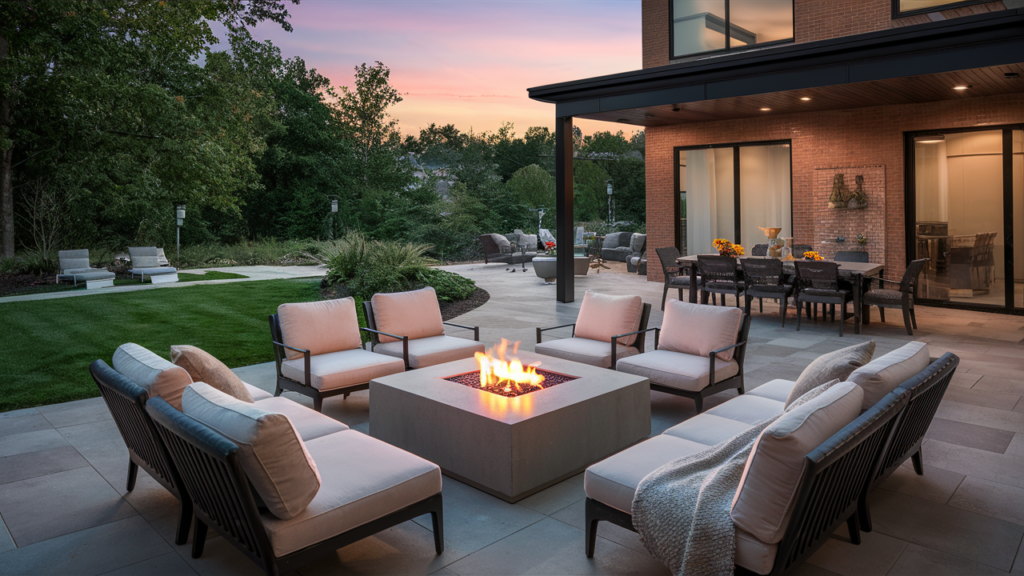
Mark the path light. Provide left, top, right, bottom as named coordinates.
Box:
left=175, top=204, right=186, bottom=268
left=326, top=195, right=340, bottom=240
left=606, top=180, right=614, bottom=223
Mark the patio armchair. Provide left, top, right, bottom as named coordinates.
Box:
left=655, top=246, right=711, bottom=310
left=145, top=392, right=443, bottom=576
left=742, top=258, right=793, bottom=326
left=600, top=232, right=634, bottom=262
left=269, top=297, right=407, bottom=412
left=615, top=301, right=750, bottom=413
left=794, top=260, right=849, bottom=336
left=57, top=249, right=115, bottom=289
left=862, top=258, right=928, bottom=336
left=698, top=254, right=744, bottom=308
left=625, top=234, right=646, bottom=272
left=535, top=291, right=651, bottom=369
left=127, top=247, right=179, bottom=283
left=363, top=287, right=484, bottom=369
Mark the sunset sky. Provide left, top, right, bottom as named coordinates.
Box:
left=239, top=0, right=643, bottom=137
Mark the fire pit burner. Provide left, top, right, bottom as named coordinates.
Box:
left=445, top=369, right=578, bottom=397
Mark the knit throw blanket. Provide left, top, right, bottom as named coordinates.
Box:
left=631, top=416, right=780, bottom=576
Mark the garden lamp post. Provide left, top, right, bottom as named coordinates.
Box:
left=606, top=180, right=613, bottom=224
left=326, top=195, right=339, bottom=240
left=175, top=204, right=186, bottom=268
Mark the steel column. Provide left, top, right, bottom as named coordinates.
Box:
left=556, top=116, right=575, bottom=303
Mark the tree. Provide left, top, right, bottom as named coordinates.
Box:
left=506, top=164, right=555, bottom=226
left=337, top=62, right=403, bottom=172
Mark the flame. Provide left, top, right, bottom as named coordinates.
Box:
left=475, top=339, right=545, bottom=394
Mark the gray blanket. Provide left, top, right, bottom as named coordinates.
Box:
left=631, top=416, right=780, bottom=576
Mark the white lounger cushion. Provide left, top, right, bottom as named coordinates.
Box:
left=371, top=287, right=445, bottom=343
left=112, top=343, right=192, bottom=410
left=616, top=349, right=738, bottom=392
left=252, top=397, right=349, bottom=441
left=374, top=335, right=485, bottom=369
left=129, top=266, right=177, bottom=275
left=281, top=349, right=406, bottom=391
left=849, top=341, right=930, bottom=411
left=535, top=337, right=639, bottom=369
left=662, top=390, right=787, bottom=446
left=731, top=382, right=864, bottom=544
left=660, top=301, right=743, bottom=361
left=183, top=384, right=321, bottom=520
left=277, top=298, right=363, bottom=360
left=263, top=430, right=441, bottom=557
left=584, top=434, right=778, bottom=575
left=573, top=291, right=643, bottom=346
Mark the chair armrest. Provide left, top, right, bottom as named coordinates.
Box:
left=359, top=328, right=410, bottom=368
left=708, top=340, right=746, bottom=382
left=536, top=323, right=576, bottom=344
left=273, top=341, right=311, bottom=388
left=610, top=327, right=660, bottom=369
left=874, top=277, right=903, bottom=287
left=443, top=322, right=480, bottom=341
left=710, top=340, right=746, bottom=357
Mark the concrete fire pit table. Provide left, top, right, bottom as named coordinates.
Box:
left=369, top=351, right=650, bottom=502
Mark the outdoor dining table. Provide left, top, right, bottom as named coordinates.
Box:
left=676, top=254, right=884, bottom=335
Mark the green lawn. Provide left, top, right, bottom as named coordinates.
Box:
left=176, top=271, right=249, bottom=282
left=0, top=278, right=323, bottom=412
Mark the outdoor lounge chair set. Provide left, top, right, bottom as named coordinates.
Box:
left=127, top=246, right=179, bottom=283
left=55, top=246, right=179, bottom=290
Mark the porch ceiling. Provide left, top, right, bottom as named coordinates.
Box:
left=527, top=9, right=1024, bottom=127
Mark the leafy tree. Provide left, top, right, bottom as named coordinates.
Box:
left=337, top=62, right=403, bottom=172
left=506, top=164, right=555, bottom=227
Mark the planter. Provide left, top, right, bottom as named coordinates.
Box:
left=532, top=256, right=591, bottom=281
left=575, top=256, right=591, bottom=276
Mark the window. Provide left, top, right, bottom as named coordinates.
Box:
left=671, top=0, right=793, bottom=59
left=894, top=0, right=994, bottom=18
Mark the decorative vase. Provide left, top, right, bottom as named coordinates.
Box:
left=781, top=237, right=794, bottom=260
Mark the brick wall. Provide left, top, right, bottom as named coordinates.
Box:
left=644, top=93, right=1024, bottom=283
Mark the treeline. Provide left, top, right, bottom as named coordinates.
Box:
left=0, top=0, right=644, bottom=264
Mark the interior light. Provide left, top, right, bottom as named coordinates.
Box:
left=953, top=85, right=971, bottom=91
left=800, top=97, right=811, bottom=101
left=760, top=107, right=771, bottom=111
left=914, top=134, right=946, bottom=144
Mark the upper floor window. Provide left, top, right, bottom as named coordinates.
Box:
left=894, top=0, right=993, bottom=18
left=671, top=0, right=794, bottom=59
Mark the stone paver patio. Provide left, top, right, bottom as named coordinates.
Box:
left=2, top=262, right=1024, bottom=575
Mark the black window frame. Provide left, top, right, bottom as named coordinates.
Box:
left=668, top=0, right=795, bottom=61
left=892, top=0, right=994, bottom=19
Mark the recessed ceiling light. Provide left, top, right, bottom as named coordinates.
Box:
left=915, top=134, right=946, bottom=144
left=800, top=97, right=811, bottom=101
left=953, top=85, right=971, bottom=90
left=760, top=107, right=771, bottom=111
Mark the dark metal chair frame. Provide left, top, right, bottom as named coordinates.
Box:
left=655, top=246, right=715, bottom=310
left=362, top=301, right=480, bottom=370
left=584, top=382, right=913, bottom=576
left=536, top=303, right=653, bottom=370
left=698, top=254, right=744, bottom=308
left=859, top=353, right=959, bottom=532
left=89, top=360, right=192, bottom=545
left=146, top=397, right=443, bottom=576
left=863, top=258, right=928, bottom=336
left=742, top=258, right=794, bottom=326
left=794, top=261, right=849, bottom=336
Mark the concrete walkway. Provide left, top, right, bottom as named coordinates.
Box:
left=2, top=262, right=1024, bottom=575
left=0, top=265, right=326, bottom=305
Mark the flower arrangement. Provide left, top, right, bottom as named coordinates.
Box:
left=713, top=239, right=745, bottom=257
left=544, top=241, right=556, bottom=256
left=803, top=251, right=824, bottom=261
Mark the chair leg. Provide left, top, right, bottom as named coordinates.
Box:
left=585, top=502, right=600, bottom=558
left=902, top=306, right=913, bottom=336
left=858, top=494, right=873, bottom=533
left=780, top=295, right=788, bottom=327
left=273, top=385, right=283, bottom=397
left=744, top=295, right=752, bottom=316
left=126, top=459, right=138, bottom=492
left=431, top=503, right=444, bottom=555
left=192, top=518, right=208, bottom=558
left=693, top=395, right=704, bottom=414
left=759, top=298, right=763, bottom=313
left=911, top=449, right=924, bottom=475
left=343, top=392, right=350, bottom=400
left=879, top=306, right=886, bottom=323
left=678, top=288, right=683, bottom=303
left=313, top=396, right=323, bottom=412
left=661, top=284, right=669, bottom=310
left=910, top=307, right=918, bottom=329
left=830, top=304, right=836, bottom=323
left=796, top=300, right=802, bottom=331
left=846, top=513, right=862, bottom=546
left=175, top=498, right=193, bottom=546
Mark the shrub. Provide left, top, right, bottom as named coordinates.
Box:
left=345, top=238, right=433, bottom=299
left=176, top=239, right=318, bottom=269
left=417, top=268, right=476, bottom=302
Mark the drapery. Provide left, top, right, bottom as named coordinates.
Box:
left=686, top=149, right=718, bottom=256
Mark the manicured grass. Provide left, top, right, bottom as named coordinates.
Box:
left=0, top=279, right=322, bottom=412
left=177, top=271, right=249, bottom=282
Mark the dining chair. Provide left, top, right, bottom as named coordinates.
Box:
left=697, top=255, right=744, bottom=308
left=834, top=251, right=870, bottom=263
left=862, top=259, right=928, bottom=336
left=656, top=247, right=712, bottom=310
left=742, top=258, right=793, bottom=326
left=794, top=261, right=849, bottom=336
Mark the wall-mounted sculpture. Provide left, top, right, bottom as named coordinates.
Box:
left=827, top=174, right=869, bottom=210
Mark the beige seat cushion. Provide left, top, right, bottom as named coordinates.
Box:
left=183, top=384, right=321, bottom=520
left=849, top=341, right=930, bottom=411
left=786, top=341, right=875, bottom=408
left=534, top=337, right=640, bottom=369
left=277, top=298, right=362, bottom=360
left=705, top=395, right=786, bottom=425
left=170, top=345, right=253, bottom=402
left=263, top=430, right=442, bottom=557
left=113, top=343, right=193, bottom=410
left=245, top=383, right=273, bottom=402
left=584, top=435, right=707, bottom=513
left=659, top=301, right=743, bottom=361
left=736, top=528, right=778, bottom=576
left=371, top=288, right=445, bottom=344
left=731, top=382, right=864, bottom=544
left=616, top=349, right=738, bottom=392
left=252, top=397, right=349, bottom=441
left=573, top=291, right=644, bottom=346
left=748, top=379, right=797, bottom=404
left=281, top=349, right=406, bottom=391
left=374, top=335, right=485, bottom=369
left=663, top=413, right=756, bottom=446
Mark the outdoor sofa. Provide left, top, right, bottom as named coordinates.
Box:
left=600, top=232, right=644, bottom=263
left=479, top=233, right=536, bottom=264
left=584, top=340, right=957, bottom=576
left=57, top=249, right=115, bottom=289
left=127, top=246, right=179, bottom=283
left=91, top=342, right=443, bottom=576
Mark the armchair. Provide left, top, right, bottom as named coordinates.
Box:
left=535, top=291, right=651, bottom=369
left=862, top=258, right=928, bottom=336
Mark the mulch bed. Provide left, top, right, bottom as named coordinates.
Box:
left=0, top=274, right=58, bottom=297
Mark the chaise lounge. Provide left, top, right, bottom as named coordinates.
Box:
left=57, top=249, right=116, bottom=289
left=127, top=246, right=179, bottom=283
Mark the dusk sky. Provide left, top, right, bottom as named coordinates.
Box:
left=240, top=0, right=643, bottom=137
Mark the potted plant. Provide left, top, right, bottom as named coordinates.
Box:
left=712, top=238, right=745, bottom=257
left=803, top=250, right=824, bottom=261
left=533, top=245, right=557, bottom=283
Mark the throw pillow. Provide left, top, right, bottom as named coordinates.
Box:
left=170, top=345, right=254, bottom=403
left=785, top=341, right=876, bottom=408
left=786, top=379, right=841, bottom=411
left=849, top=341, right=930, bottom=411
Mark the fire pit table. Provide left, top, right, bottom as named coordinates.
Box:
left=369, top=350, right=650, bottom=502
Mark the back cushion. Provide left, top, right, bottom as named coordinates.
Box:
left=129, top=247, right=160, bottom=268
left=849, top=341, right=930, bottom=411
left=660, top=301, right=743, bottom=361
left=277, top=298, right=362, bottom=360
left=170, top=345, right=254, bottom=403
left=182, top=383, right=321, bottom=520
left=112, top=343, right=193, bottom=410
left=630, top=234, right=646, bottom=252
left=574, top=291, right=644, bottom=346
left=58, top=249, right=91, bottom=272
left=731, top=382, right=864, bottom=544
left=490, top=234, right=511, bottom=250
left=371, top=287, right=445, bottom=344
left=785, top=341, right=875, bottom=408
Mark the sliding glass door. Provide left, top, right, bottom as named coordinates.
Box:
left=676, top=141, right=791, bottom=256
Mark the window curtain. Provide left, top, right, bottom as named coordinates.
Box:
left=739, top=145, right=792, bottom=247
left=686, top=149, right=718, bottom=255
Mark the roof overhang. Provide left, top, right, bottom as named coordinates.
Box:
left=527, top=9, right=1024, bottom=126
